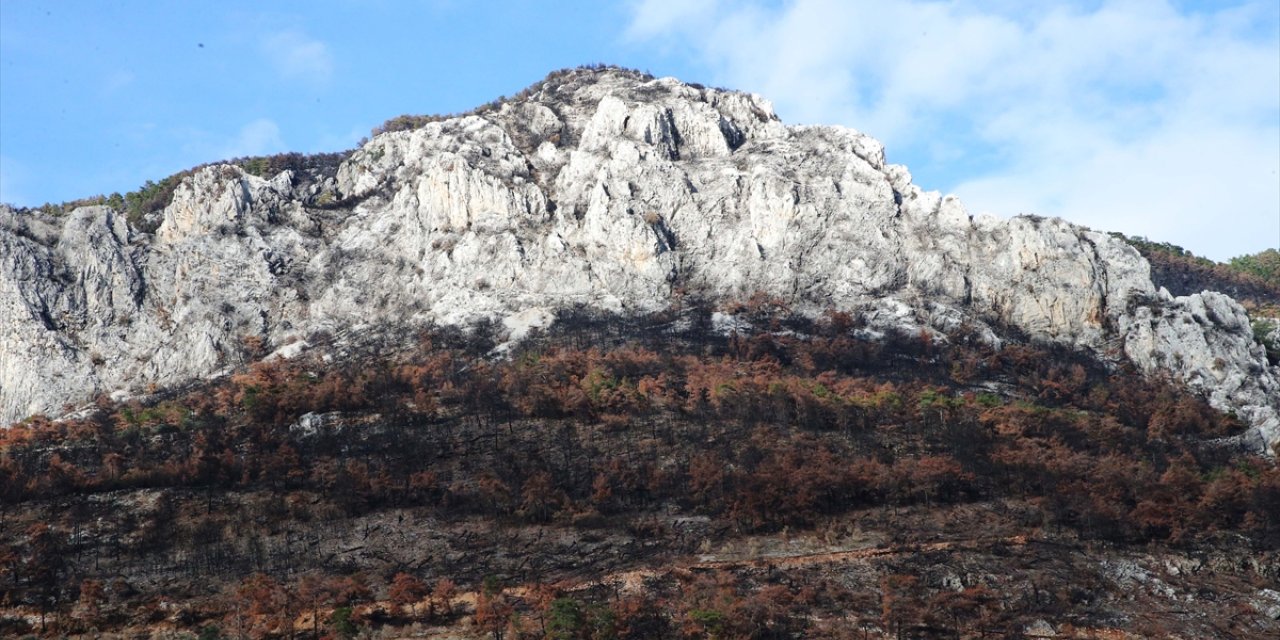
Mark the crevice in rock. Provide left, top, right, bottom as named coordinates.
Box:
left=1079, top=232, right=1111, bottom=330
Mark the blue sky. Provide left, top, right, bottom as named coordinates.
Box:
left=2, top=1, right=1276, bottom=261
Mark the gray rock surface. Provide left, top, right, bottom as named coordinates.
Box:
left=2, top=68, right=1276, bottom=453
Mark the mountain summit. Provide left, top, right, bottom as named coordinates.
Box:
left=1, top=66, right=1276, bottom=453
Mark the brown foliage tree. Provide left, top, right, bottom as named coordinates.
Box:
left=388, top=572, right=429, bottom=618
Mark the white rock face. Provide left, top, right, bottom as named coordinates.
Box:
left=2, top=68, right=1277, bottom=453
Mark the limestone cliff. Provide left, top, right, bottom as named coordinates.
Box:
left=2, top=67, right=1276, bottom=453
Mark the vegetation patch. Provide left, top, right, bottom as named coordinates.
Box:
left=12, top=151, right=350, bottom=233
left=1117, top=234, right=1280, bottom=305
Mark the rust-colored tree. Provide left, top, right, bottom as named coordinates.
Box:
left=24, top=523, right=67, bottom=633
left=430, top=577, right=458, bottom=621
left=879, top=574, right=921, bottom=640
left=388, top=572, right=429, bottom=619
left=475, top=589, right=514, bottom=640
left=76, top=578, right=107, bottom=629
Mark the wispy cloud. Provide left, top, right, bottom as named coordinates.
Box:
left=221, top=119, right=286, bottom=158
left=625, top=0, right=1280, bottom=260
left=261, top=30, right=333, bottom=84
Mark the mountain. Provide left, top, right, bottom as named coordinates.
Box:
left=2, top=66, right=1279, bottom=638
left=2, top=67, right=1275, bottom=456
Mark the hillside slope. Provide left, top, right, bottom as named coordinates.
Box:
left=2, top=307, right=1277, bottom=638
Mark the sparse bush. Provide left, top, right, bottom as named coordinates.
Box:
left=1253, top=319, right=1280, bottom=364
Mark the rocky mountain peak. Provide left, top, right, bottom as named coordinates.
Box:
left=1, top=67, right=1276, bottom=454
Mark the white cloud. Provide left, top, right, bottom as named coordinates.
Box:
left=625, top=0, right=1280, bottom=261
left=626, top=0, right=721, bottom=42
left=261, top=30, right=333, bottom=83
left=222, top=119, right=286, bottom=158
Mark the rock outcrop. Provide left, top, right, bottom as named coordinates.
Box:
left=2, top=68, right=1276, bottom=453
